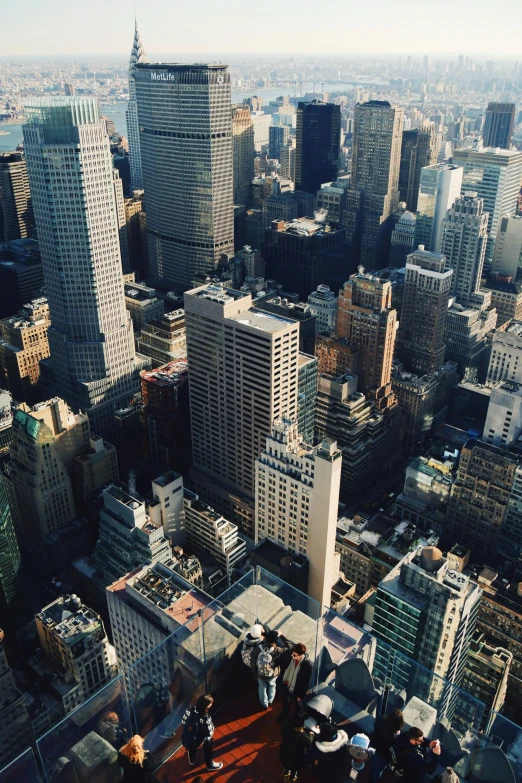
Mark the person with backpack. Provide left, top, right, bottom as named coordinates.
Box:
left=241, top=624, right=265, bottom=678
left=393, top=726, right=441, bottom=783
left=369, top=708, right=404, bottom=781
left=256, top=633, right=291, bottom=709
left=280, top=711, right=314, bottom=782
left=181, top=694, right=223, bottom=771
left=306, top=722, right=349, bottom=783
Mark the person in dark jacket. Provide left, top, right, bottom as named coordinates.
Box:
left=280, top=711, right=313, bottom=781
left=241, top=624, right=265, bottom=677
left=118, top=735, right=158, bottom=783
left=99, top=710, right=129, bottom=750
left=394, top=726, right=441, bottom=783
left=369, top=708, right=404, bottom=781
left=307, top=722, right=349, bottom=783
left=280, top=643, right=313, bottom=719
left=182, top=694, right=223, bottom=771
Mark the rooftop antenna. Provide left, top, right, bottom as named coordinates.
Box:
left=313, top=81, right=315, bottom=96
left=321, top=81, right=324, bottom=95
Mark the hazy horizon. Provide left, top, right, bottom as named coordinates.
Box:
left=3, top=0, right=521, bottom=58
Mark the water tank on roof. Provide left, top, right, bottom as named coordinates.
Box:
left=420, top=546, right=443, bottom=572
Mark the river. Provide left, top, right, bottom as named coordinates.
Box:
left=0, top=82, right=365, bottom=152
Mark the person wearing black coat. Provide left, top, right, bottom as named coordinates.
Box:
left=118, top=736, right=159, bottom=783
left=280, top=643, right=313, bottom=719
left=280, top=712, right=313, bottom=782
left=393, top=726, right=441, bottom=783
left=307, top=722, right=349, bottom=783
left=369, top=709, right=404, bottom=781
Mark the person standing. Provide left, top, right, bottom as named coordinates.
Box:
left=393, top=726, right=441, bottom=783
left=369, top=708, right=404, bottom=780
left=118, top=735, right=159, bottom=783
left=280, top=712, right=313, bottom=782
left=281, top=643, right=313, bottom=718
left=257, top=630, right=292, bottom=709
left=307, top=722, right=349, bottom=783
left=241, top=624, right=265, bottom=678
left=182, top=695, right=223, bottom=772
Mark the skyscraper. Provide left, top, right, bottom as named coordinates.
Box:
left=483, top=103, right=516, bottom=149
left=346, top=101, right=404, bottom=266
left=398, top=126, right=438, bottom=211
left=268, top=125, right=290, bottom=161
left=452, top=147, right=522, bottom=267
left=396, top=248, right=453, bottom=375
left=185, top=283, right=299, bottom=537
left=491, top=215, right=522, bottom=278
left=126, top=20, right=148, bottom=191
left=0, top=152, right=34, bottom=241
left=440, top=192, right=488, bottom=304
left=255, top=419, right=342, bottom=608
left=414, top=163, right=463, bottom=252
left=8, top=398, right=89, bottom=558
left=232, top=105, right=255, bottom=206
left=295, top=101, right=341, bottom=195
left=23, top=98, right=141, bottom=437
left=135, top=63, right=234, bottom=288
left=373, top=545, right=482, bottom=712
left=336, top=272, right=397, bottom=395
left=0, top=474, right=21, bottom=621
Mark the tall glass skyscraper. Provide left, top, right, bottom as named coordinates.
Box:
left=414, top=163, right=463, bottom=252
left=295, top=101, right=341, bottom=195
left=23, top=98, right=141, bottom=436
left=0, top=473, right=21, bottom=620
left=126, top=21, right=148, bottom=191
left=483, top=103, right=516, bottom=150
left=453, top=147, right=522, bottom=268
left=135, top=64, right=234, bottom=289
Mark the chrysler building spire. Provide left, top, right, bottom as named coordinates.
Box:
left=127, top=20, right=148, bottom=190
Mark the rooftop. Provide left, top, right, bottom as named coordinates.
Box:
left=483, top=278, right=522, bottom=295
left=230, top=309, right=295, bottom=333
left=273, top=216, right=338, bottom=237
left=141, top=359, right=188, bottom=385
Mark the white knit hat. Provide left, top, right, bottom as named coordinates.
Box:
left=249, top=624, right=263, bottom=639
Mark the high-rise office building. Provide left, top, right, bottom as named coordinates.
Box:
left=36, top=594, right=116, bottom=712
left=486, top=321, right=522, bottom=387
left=307, top=284, right=338, bottom=335
left=491, top=215, right=522, bottom=278
left=0, top=153, right=34, bottom=241
left=135, top=309, right=187, bottom=367
left=336, top=272, right=397, bottom=395
left=462, top=634, right=512, bottom=732
left=445, top=441, right=519, bottom=559
left=0, top=636, right=33, bottom=769
left=453, top=147, right=522, bottom=267
left=373, top=545, right=482, bottom=711
left=23, top=98, right=141, bottom=438
left=398, top=126, right=438, bottom=211
left=94, top=484, right=173, bottom=591
left=483, top=379, right=522, bottom=447
left=232, top=105, right=255, bottom=206
left=482, top=278, right=522, bottom=327
left=396, top=248, right=453, bottom=375
left=440, top=192, right=488, bottom=304
left=113, top=169, right=130, bottom=272
left=295, top=101, right=341, bottom=195
left=140, top=359, right=191, bottom=473
left=8, top=398, right=89, bottom=558
left=0, top=239, right=44, bottom=319
left=297, top=352, right=317, bottom=445
left=255, top=418, right=342, bottom=608
left=268, top=125, right=290, bottom=161
left=135, top=63, right=234, bottom=288
left=483, top=103, right=516, bottom=149
left=72, top=435, right=119, bottom=506
left=346, top=101, right=404, bottom=267
left=185, top=283, right=299, bottom=537
left=389, top=210, right=416, bottom=268
left=414, top=163, right=463, bottom=252
left=0, top=475, right=21, bottom=621
left=263, top=217, right=348, bottom=300
left=0, top=297, right=50, bottom=402
left=444, top=295, right=497, bottom=381
left=126, top=21, right=148, bottom=191
left=280, top=138, right=296, bottom=181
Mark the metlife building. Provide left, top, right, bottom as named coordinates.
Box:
left=135, top=64, right=234, bottom=289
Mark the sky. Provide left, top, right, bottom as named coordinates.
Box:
left=3, top=0, right=522, bottom=58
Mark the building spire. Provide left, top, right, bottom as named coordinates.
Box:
left=129, top=17, right=148, bottom=76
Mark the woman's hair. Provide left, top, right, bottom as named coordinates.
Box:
left=384, top=708, right=404, bottom=732
left=196, top=694, right=214, bottom=715
left=104, top=711, right=119, bottom=723
left=120, top=735, right=145, bottom=766
left=292, top=643, right=307, bottom=656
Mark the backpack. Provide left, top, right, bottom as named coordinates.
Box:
left=257, top=647, right=275, bottom=679
left=387, top=744, right=405, bottom=777
left=241, top=641, right=254, bottom=668
left=182, top=707, right=201, bottom=750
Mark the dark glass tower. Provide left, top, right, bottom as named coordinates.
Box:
left=295, top=101, right=341, bottom=195
left=268, top=125, right=289, bottom=161
left=483, top=103, right=516, bottom=149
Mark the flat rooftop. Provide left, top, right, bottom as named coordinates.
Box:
left=230, top=309, right=295, bottom=333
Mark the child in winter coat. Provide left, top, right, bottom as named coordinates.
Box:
left=307, top=722, right=349, bottom=783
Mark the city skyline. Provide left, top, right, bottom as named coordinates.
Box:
left=3, top=0, right=522, bottom=57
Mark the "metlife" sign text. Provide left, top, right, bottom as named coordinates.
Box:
left=150, top=72, right=176, bottom=82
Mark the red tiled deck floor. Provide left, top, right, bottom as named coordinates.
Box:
left=155, top=686, right=382, bottom=783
